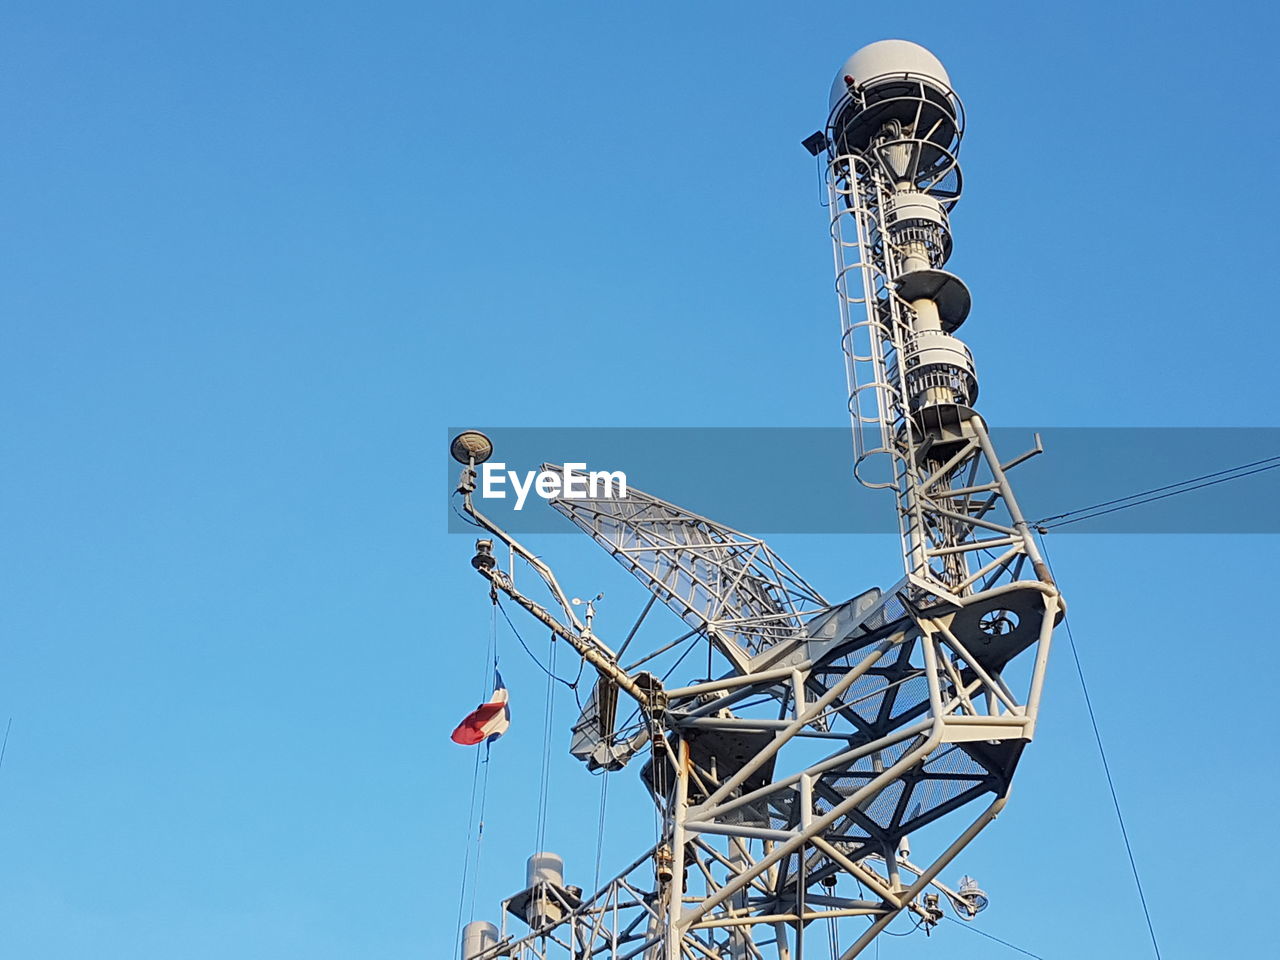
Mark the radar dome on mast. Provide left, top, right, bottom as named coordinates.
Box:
left=828, top=39, right=952, bottom=111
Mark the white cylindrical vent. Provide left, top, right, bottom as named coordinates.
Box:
left=903, top=330, right=978, bottom=413
left=885, top=192, right=952, bottom=268
left=524, top=852, right=567, bottom=929
left=460, top=920, right=499, bottom=960
left=526, top=851, right=565, bottom=888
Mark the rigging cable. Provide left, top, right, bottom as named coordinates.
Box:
left=592, top=770, right=610, bottom=893
left=0, top=717, right=11, bottom=775
left=660, top=634, right=702, bottom=682
left=1034, top=454, right=1280, bottom=529
left=468, top=743, right=493, bottom=922
left=942, top=915, right=1047, bottom=959
left=882, top=916, right=924, bottom=936
left=610, top=628, right=706, bottom=750
left=448, top=485, right=491, bottom=534
left=496, top=596, right=580, bottom=689
left=453, top=741, right=485, bottom=943
left=454, top=600, right=499, bottom=941
left=534, top=630, right=558, bottom=854
left=1037, top=532, right=1163, bottom=960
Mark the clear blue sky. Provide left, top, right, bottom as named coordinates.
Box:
left=1, top=1, right=1276, bottom=957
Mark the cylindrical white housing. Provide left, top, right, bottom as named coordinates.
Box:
left=460, top=920, right=499, bottom=960
left=906, top=330, right=974, bottom=372
left=525, top=852, right=567, bottom=929
left=885, top=192, right=948, bottom=230
left=903, top=329, right=978, bottom=413
left=884, top=191, right=952, bottom=268
left=526, top=852, right=565, bottom=888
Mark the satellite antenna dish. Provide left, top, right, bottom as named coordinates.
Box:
left=450, top=430, right=494, bottom=465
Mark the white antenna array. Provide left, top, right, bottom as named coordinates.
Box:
left=450, top=38, right=1064, bottom=960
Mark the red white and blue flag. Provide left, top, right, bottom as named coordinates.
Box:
left=451, top=670, right=511, bottom=745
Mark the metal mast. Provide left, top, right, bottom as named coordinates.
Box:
left=451, top=39, right=1063, bottom=960
left=818, top=40, right=1055, bottom=602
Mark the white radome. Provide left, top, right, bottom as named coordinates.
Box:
left=828, top=39, right=952, bottom=111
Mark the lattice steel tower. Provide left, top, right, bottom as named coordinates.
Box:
left=452, top=39, right=1063, bottom=960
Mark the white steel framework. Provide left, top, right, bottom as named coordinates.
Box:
left=450, top=39, right=1064, bottom=960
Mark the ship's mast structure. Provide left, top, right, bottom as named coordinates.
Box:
left=451, top=39, right=1064, bottom=960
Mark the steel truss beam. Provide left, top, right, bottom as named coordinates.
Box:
left=457, top=473, right=1061, bottom=957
